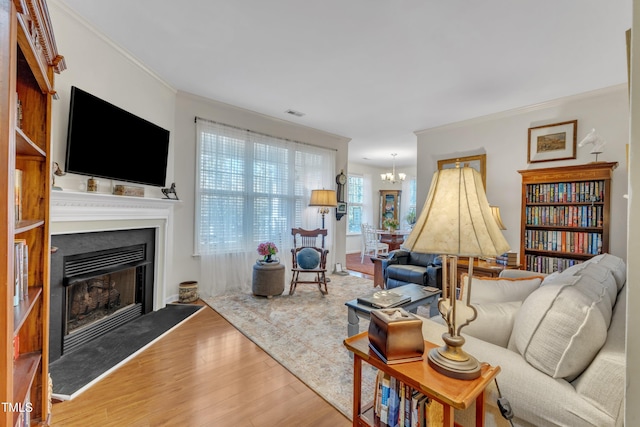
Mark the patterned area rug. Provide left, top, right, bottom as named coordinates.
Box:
left=203, top=274, right=379, bottom=419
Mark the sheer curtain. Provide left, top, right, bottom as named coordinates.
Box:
left=195, top=118, right=336, bottom=296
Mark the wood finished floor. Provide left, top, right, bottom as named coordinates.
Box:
left=51, top=303, right=351, bottom=427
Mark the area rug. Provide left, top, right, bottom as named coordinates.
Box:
left=50, top=303, right=204, bottom=401
left=204, top=274, right=379, bottom=419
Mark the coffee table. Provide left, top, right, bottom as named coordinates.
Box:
left=344, top=283, right=441, bottom=337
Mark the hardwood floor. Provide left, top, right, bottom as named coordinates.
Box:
left=51, top=303, right=351, bottom=427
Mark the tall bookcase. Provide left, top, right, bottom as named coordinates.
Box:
left=1, top=1, right=65, bottom=425
left=518, top=162, right=618, bottom=274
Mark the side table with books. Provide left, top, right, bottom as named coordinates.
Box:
left=344, top=331, right=500, bottom=427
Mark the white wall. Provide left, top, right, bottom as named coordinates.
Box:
left=415, top=85, right=629, bottom=263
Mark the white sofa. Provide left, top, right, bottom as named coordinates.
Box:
left=417, top=253, right=626, bottom=427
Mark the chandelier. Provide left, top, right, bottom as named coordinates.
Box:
left=380, top=153, right=406, bottom=183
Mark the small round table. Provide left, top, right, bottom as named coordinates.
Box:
left=252, top=261, right=285, bottom=298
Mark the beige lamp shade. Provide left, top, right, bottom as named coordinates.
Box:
left=309, top=189, right=338, bottom=208
left=403, top=167, right=510, bottom=257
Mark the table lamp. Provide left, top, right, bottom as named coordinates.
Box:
left=309, top=189, right=338, bottom=229
left=403, top=163, right=510, bottom=379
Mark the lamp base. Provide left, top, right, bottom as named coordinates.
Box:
left=427, top=335, right=481, bottom=380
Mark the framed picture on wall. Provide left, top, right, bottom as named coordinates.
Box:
left=527, top=120, right=577, bottom=163
left=437, top=154, right=487, bottom=189
left=379, top=190, right=401, bottom=229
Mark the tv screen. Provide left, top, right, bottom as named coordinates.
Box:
left=65, top=86, right=170, bottom=187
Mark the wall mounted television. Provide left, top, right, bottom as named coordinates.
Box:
left=65, top=86, right=170, bottom=187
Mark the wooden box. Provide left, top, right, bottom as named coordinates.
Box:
left=368, top=308, right=424, bottom=364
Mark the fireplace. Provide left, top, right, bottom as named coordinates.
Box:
left=50, top=229, right=156, bottom=362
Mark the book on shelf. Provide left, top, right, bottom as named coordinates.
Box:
left=15, top=168, right=23, bottom=225
left=373, top=372, right=431, bottom=427
left=358, top=290, right=411, bottom=308
left=14, top=239, right=29, bottom=302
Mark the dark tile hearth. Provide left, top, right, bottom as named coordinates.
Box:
left=50, top=304, right=203, bottom=400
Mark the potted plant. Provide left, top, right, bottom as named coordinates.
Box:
left=257, top=242, right=279, bottom=263
left=405, top=209, right=417, bottom=228
left=382, top=217, right=400, bottom=232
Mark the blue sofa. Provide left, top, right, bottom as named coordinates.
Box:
left=382, top=250, right=442, bottom=289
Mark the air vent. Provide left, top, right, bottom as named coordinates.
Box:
left=285, top=109, right=305, bottom=117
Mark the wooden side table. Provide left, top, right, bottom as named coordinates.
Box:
left=456, top=258, right=522, bottom=284
left=344, top=331, right=500, bottom=427
left=370, top=256, right=386, bottom=289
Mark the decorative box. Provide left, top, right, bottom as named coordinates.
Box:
left=113, top=184, right=145, bottom=197
left=368, top=308, right=424, bottom=364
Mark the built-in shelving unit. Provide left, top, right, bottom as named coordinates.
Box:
left=1, top=0, right=65, bottom=425
left=518, top=162, right=617, bottom=274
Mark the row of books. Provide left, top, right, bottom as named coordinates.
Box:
left=525, top=180, right=605, bottom=204
left=495, top=252, right=517, bottom=267
left=374, top=371, right=431, bottom=427
left=524, top=230, right=602, bottom=255
left=13, top=239, right=29, bottom=306
left=525, top=205, right=603, bottom=228
left=525, top=255, right=583, bottom=274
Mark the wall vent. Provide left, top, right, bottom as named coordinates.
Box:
left=285, top=109, right=305, bottom=117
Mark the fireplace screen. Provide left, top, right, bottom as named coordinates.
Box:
left=66, top=267, right=137, bottom=335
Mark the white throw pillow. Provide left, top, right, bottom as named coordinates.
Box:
left=459, top=274, right=543, bottom=304
left=462, top=301, right=522, bottom=348
left=588, top=253, right=626, bottom=290
left=511, top=281, right=609, bottom=381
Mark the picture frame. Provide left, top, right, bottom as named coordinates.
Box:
left=527, top=120, right=577, bottom=163
left=437, top=154, right=486, bottom=189
left=335, top=202, right=347, bottom=221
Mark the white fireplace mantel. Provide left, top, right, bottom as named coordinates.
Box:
left=50, top=190, right=181, bottom=309
left=50, top=190, right=180, bottom=223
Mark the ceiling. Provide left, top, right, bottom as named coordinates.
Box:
left=56, top=0, right=631, bottom=168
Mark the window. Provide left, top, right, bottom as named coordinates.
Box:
left=195, top=118, right=335, bottom=255
left=406, top=178, right=417, bottom=226
left=347, top=175, right=364, bottom=234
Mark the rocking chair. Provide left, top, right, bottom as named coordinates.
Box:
left=290, top=228, right=329, bottom=295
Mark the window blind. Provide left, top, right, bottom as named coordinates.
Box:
left=195, top=118, right=336, bottom=256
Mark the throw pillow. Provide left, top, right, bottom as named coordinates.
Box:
left=297, top=247, right=320, bottom=269
left=587, top=253, right=626, bottom=290
left=511, top=280, right=609, bottom=381
left=459, top=274, right=543, bottom=304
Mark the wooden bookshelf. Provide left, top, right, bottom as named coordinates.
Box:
left=1, top=1, right=65, bottom=425
left=518, top=162, right=617, bottom=274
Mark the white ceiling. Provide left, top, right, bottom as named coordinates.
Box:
left=56, top=0, right=631, bottom=168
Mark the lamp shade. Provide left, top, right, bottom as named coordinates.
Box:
left=403, top=167, right=510, bottom=257
left=309, top=189, right=338, bottom=208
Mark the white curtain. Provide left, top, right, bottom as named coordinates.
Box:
left=194, top=118, right=336, bottom=296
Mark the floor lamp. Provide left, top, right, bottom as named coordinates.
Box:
left=402, top=163, right=510, bottom=379
left=308, top=189, right=338, bottom=229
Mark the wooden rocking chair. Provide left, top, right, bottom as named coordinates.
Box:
left=290, top=228, right=329, bottom=295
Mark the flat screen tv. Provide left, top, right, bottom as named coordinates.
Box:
left=65, top=86, right=170, bottom=187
